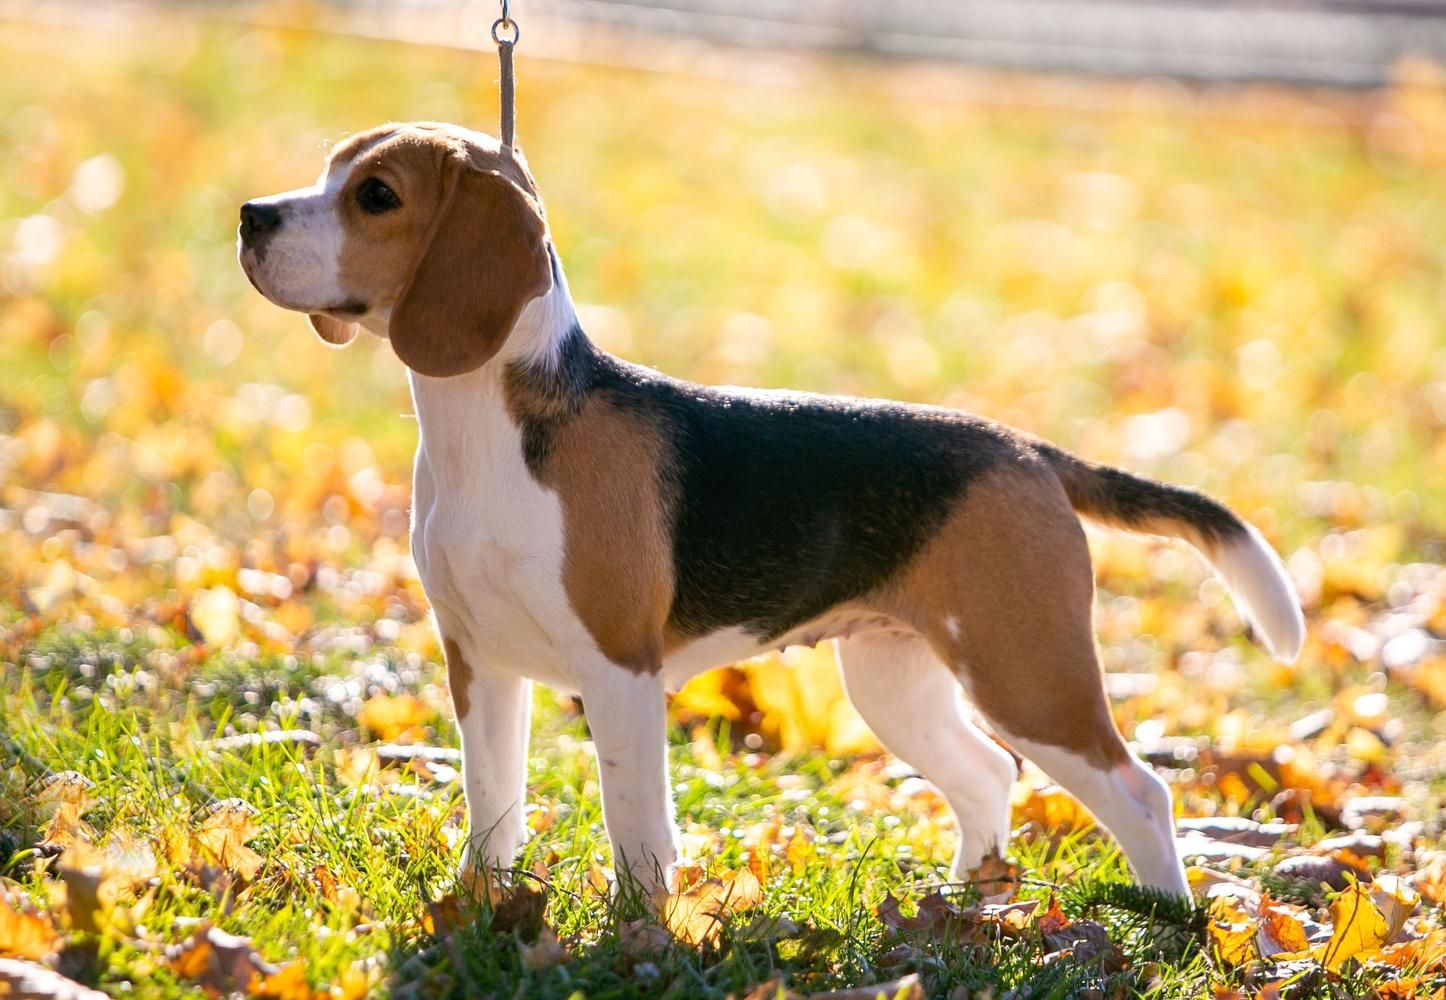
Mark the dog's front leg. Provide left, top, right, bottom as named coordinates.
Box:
left=444, top=639, right=533, bottom=884
left=578, top=668, right=679, bottom=904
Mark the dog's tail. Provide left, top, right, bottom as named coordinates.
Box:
left=1040, top=444, right=1305, bottom=663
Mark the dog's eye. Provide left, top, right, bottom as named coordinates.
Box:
left=356, top=178, right=400, bottom=215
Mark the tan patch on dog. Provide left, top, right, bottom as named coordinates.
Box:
left=882, top=462, right=1130, bottom=770
left=443, top=637, right=474, bottom=720
left=541, top=404, right=674, bottom=674
left=326, top=125, right=399, bottom=171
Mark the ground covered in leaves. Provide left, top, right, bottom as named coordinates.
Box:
left=3, top=5, right=1446, bottom=998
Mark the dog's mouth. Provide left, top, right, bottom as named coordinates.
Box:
left=322, top=301, right=368, bottom=318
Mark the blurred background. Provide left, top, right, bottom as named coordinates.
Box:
left=2, top=0, right=1445, bottom=758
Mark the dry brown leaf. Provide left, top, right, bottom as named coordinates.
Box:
left=0, top=889, right=60, bottom=961
left=1369, top=874, right=1419, bottom=940
left=584, top=864, right=610, bottom=898
left=1036, top=896, right=1071, bottom=937
left=735, top=979, right=804, bottom=1000
left=489, top=883, right=547, bottom=939
left=1257, top=897, right=1310, bottom=957
left=663, top=869, right=763, bottom=949
left=194, top=800, right=264, bottom=881
left=422, top=893, right=467, bottom=937
left=332, top=747, right=382, bottom=789
left=36, top=774, right=95, bottom=853
left=971, top=855, right=1021, bottom=904
left=519, top=925, right=570, bottom=970
left=167, top=923, right=275, bottom=995
left=619, top=917, right=672, bottom=956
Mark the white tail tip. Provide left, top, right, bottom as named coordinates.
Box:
left=1210, top=524, right=1306, bottom=662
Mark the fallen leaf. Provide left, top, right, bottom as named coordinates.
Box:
left=808, top=973, right=925, bottom=1000
left=1368, top=874, right=1418, bottom=940
left=189, top=586, right=240, bottom=645
left=1014, top=783, right=1093, bottom=836
left=619, top=917, right=671, bottom=956
left=1207, top=895, right=1259, bottom=967
left=0, top=889, right=60, bottom=961
left=785, top=826, right=814, bottom=875
left=1317, top=879, right=1390, bottom=972
left=519, top=925, right=570, bottom=970
left=663, top=869, right=763, bottom=949
left=971, top=854, right=1021, bottom=904
left=1258, top=897, right=1311, bottom=957
left=0, top=957, right=109, bottom=1000
left=489, top=883, right=546, bottom=939
left=167, top=923, right=275, bottom=995
left=57, top=862, right=109, bottom=935
left=250, top=960, right=318, bottom=1000
left=194, top=799, right=263, bottom=880
left=422, top=893, right=467, bottom=937
left=357, top=693, right=431, bottom=743
left=735, top=979, right=804, bottom=1000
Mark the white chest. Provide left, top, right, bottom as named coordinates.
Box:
left=408, top=370, right=588, bottom=690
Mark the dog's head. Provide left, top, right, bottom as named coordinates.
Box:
left=237, top=123, right=552, bottom=377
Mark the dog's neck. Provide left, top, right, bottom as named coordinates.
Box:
left=406, top=246, right=588, bottom=474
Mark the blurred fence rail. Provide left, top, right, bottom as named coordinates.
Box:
left=5, top=0, right=1446, bottom=88
left=294, top=0, right=1446, bottom=87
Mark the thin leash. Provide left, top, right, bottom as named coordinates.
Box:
left=492, top=0, right=520, bottom=151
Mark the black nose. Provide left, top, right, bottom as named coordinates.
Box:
left=239, top=201, right=282, bottom=240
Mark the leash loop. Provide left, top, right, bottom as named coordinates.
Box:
left=492, top=0, right=519, bottom=150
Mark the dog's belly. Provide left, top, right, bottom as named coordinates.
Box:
left=660, top=610, right=915, bottom=692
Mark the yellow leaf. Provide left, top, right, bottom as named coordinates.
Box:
left=740, top=647, right=879, bottom=755
left=1370, top=874, right=1419, bottom=940
left=1317, top=880, right=1390, bottom=972
left=0, top=888, right=60, bottom=961
left=329, top=962, right=377, bottom=1000
left=189, top=586, right=240, bottom=645
left=785, top=826, right=814, bottom=875
left=58, top=861, right=111, bottom=935
left=672, top=669, right=747, bottom=723
left=249, top=959, right=316, bottom=1000
left=35, top=771, right=94, bottom=842
left=356, top=693, right=430, bottom=742
left=1207, top=896, right=1259, bottom=968
left=1012, top=782, right=1094, bottom=835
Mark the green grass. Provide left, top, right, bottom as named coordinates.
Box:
left=3, top=621, right=1224, bottom=999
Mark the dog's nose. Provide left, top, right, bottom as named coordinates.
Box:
left=239, top=201, right=282, bottom=240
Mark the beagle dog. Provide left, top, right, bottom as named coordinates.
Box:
left=238, top=122, right=1306, bottom=899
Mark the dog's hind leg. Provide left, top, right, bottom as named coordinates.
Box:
left=837, top=632, right=1018, bottom=878
left=899, top=465, right=1188, bottom=894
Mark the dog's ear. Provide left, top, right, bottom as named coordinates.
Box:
left=309, top=313, right=359, bottom=346
left=389, top=158, right=551, bottom=378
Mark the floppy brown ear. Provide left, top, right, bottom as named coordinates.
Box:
left=389, top=161, right=551, bottom=378
left=309, top=313, right=359, bottom=346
